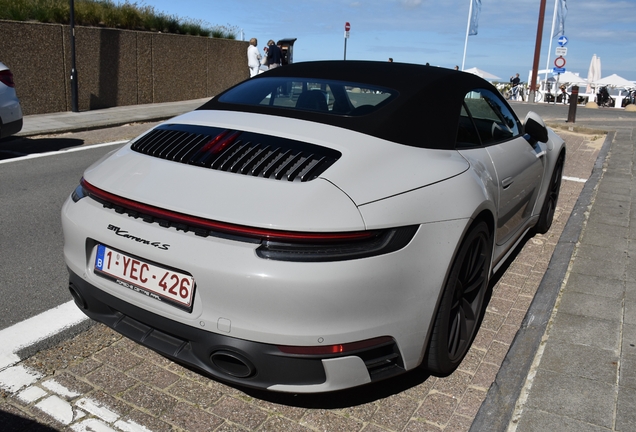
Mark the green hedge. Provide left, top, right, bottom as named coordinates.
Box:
left=0, top=0, right=238, bottom=38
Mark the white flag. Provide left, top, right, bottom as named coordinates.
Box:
left=553, top=0, right=567, bottom=38
left=469, top=0, right=482, bottom=36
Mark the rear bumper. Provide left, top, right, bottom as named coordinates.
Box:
left=68, top=270, right=405, bottom=392
left=0, top=117, right=22, bottom=138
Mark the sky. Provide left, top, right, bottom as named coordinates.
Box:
left=144, top=0, right=636, bottom=84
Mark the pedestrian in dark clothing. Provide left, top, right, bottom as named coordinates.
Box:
left=266, top=40, right=282, bottom=69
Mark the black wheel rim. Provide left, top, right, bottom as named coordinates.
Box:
left=447, top=232, right=488, bottom=361
left=546, top=159, right=564, bottom=225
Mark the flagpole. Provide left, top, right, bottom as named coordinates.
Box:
left=461, top=0, right=473, bottom=70
left=543, top=0, right=559, bottom=86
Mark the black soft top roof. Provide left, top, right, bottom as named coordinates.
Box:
left=198, top=61, right=503, bottom=150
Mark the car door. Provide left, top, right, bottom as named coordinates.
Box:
left=457, top=89, right=546, bottom=246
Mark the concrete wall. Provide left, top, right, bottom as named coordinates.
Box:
left=0, top=20, right=249, bottom=115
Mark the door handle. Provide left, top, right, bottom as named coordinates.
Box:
left=502, top=177, right=514, bottom=189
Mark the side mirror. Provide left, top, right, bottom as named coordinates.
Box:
left=523, top=111, right=549, bottom=143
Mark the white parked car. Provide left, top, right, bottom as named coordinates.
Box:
left=0, top=62, right=23, bottom=139
left=62, top=61, right=565, bottom=393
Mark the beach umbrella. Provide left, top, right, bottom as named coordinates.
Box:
left=463, top=67, right=500, bottom=80
left=586, top=54, right=601, bottom=93
left=549, top=71, right=587, bottom=85
left=594, top=74, right=635, bottom=89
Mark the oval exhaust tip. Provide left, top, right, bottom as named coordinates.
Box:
left=210, top=351, right=255, bottom=378
left=68, top=283, right=88, bottom=310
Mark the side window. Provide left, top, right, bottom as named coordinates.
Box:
left=456, top=102, right=482, bottom=148
left=461, top=89, right=521, bottom=146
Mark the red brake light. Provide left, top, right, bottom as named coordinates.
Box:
left=194, top=130, right=241, bottom=158
left=277, top=336, right=395, bottom=356
left=0, top=70, right=15, bottom=88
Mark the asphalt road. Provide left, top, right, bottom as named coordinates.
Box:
left=0, top=123, right=158, bottom=331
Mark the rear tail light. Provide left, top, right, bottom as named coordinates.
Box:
left=0, top=69, right=15, bottom=88
left=256, top=225, right=418, bottom=262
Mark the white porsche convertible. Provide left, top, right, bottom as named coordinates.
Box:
left=62, top=61, right=565, bottom=393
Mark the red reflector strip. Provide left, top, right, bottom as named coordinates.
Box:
left=277, top=336, right=394, bottom=356
left=80, top=178, right=376, bottom=243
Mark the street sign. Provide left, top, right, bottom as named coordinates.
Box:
left=344, top=22, right=350, bottom=60
left=554, top=56, right=566, bottom=68
left=557, top=35, right=568, bottom=46
left=555, top=47, right=567, bottom=56
left=553, top=67, right=566, bottom=74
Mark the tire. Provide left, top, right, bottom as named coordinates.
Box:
left=534, top=151, right=565, bottom=234
left=425, top=220, right=493, bottom=376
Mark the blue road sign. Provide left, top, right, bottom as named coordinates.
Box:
left=557, top=35, right=568, bottom=47
left=553, top=67, right=566, bottom=74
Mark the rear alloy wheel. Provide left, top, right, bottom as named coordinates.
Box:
left=534, top=151, right=565, bottom=234
left=425, top=221, right=492, bottom=376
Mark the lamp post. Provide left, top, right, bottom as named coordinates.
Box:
left=69, top=0, right=79, bottom=112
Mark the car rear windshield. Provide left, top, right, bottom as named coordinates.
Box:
left=217, top=77, right=397, bottom=116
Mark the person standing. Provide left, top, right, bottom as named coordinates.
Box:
left=510, top=73, right=521, bottom=100
left=266, top=39, right=282, bottom=69
left=247, top=38, right=261, bottom=77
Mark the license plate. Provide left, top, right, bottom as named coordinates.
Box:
left=94, top=244, right=195, bottom=311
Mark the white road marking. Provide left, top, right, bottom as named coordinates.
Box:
left=1, top=361, right=154, bottom=431
left=43, top=379, right=81, bottom=398
left=0, top=365, right=42, bottom=392
left=17, top=385, right=48, bottom=404
left=76, top=398, right=120, bottom=423
left=35, top=394, right=85, bottom=425
left=71, top=418, right=118, bottom=432
left=0, top=300, right=89, bottom=370
left=563, top=175, right=587, bottom=183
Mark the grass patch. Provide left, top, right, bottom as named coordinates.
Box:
left=0, top=0, right=238, bottom=38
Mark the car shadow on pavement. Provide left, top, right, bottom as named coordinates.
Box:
left=0, top=409, right=58, bottom=432
left=0, top=136, right=84, bottom=160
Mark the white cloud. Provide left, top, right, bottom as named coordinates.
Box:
left=399, top=0, right=424, bottom=9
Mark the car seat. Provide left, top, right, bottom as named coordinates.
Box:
left=296, top=90, right=328, bottom=112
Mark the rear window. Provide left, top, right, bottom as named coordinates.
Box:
left=217, top=77, right=396, bottom=116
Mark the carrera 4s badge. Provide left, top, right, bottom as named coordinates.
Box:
left=107, top=224, right=170, bottom=250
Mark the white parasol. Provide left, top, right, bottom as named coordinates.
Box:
left=463, top=67, right=500, bottom=80
left=593, top=74, right=635, bottom=89
left=549, top=71, right=587, bottom=86
left=586, top=54, right=601, bottom=93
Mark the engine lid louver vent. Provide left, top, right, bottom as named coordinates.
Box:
left=131, top=124, right=341, bottom=182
